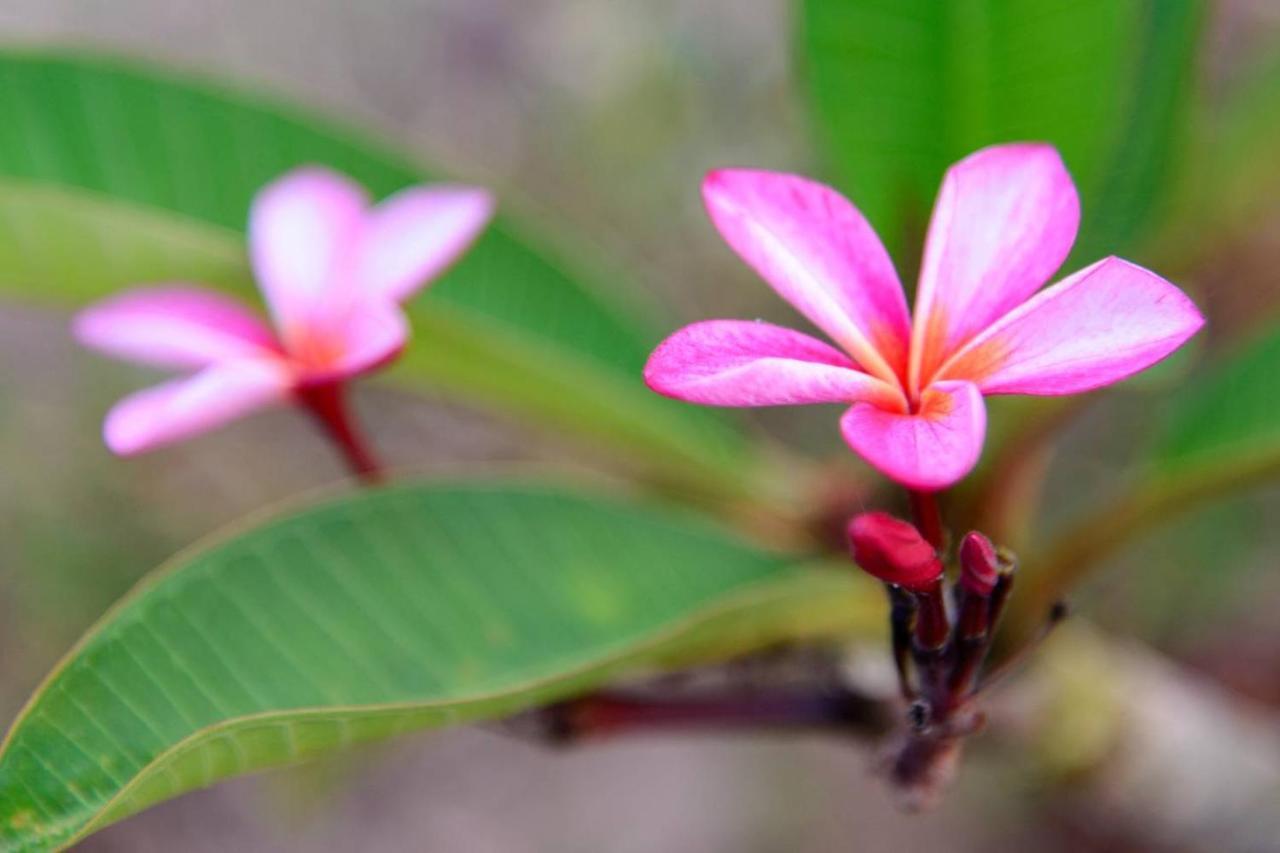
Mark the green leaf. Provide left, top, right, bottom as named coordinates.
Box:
left=0, top=480, right=873, bottom=851
left=797, top=0, right=1203, bottom=262
left=1154, top=47, right=1280, bottom=268
left=1152, top=323, right=1280, bottom=482
left=1075, top=1, right=1202, bottom=260
left=0, top=50, right=750, bottom=495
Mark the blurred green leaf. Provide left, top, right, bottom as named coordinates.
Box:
left=1156, top=47, right=1280, bottom=268
left=0, top=480, right=874, bottom=851
left=797, top=0, right=1203, bottom=263
left=0, top=50, right=751, bottom=497
left=1153, top=322, right=1280, bottom=481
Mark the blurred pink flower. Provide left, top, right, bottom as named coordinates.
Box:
left=74, top=167, right=493, bottom=455
left=645, top=143, right=1204, bottom=491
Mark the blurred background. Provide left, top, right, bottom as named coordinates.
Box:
left=1, top=1, right=1279, bottom=850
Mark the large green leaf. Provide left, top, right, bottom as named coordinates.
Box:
left=0, top=50, right=749, bottom=495
left=797, top=0, right=1203, bottom=262
left=0, top=480, right=872, bottom=851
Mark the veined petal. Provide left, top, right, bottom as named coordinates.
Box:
left=73, top=286, right=279, bottom=369
left=935, top=257, right=1205, bottom=395
left=358, top=185, right=495, bottom=303
left=840, top=381, right=986, bottom=491
left=702, top=169, right=911, bottom=385
left=249, top=167, right=368, bottom=338
left=910, top=143, right=1080, bottom=392
left=645, top=319, right=904, bottom=408
left=104, top=358, right=292, bottom=455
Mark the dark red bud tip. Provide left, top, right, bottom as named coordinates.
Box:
left=847, top=512, right=942, bottom=592
left=959, top=532, right=999, bottom=596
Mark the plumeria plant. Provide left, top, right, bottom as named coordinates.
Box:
left=1, top=3, right=1280, bottom=849
left=642, top=144, right=1201, bottom=799
left=46, top=145, right=1208, bottom=807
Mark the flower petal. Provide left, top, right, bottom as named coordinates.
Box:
left=702, top=169, right=911, bottom=385
left=249, top=167, right=368, bottom=338
left=910, top=143, right=1080, bottom=392
left=294, top=301, right=410, bottom=386
left=73, top=286, right=279, bottom=369
left=358, top=185, right=495, bottom=303
left=935, top=257, right=1205, bottom=395
left=103, top=359, right=292, bottom=455
left=644, top=319, right=903, bottom=408
left=840, top=381, right=986, bottom=491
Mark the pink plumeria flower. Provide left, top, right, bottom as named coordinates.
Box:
left=645, top=143, right=1204, bottom=491
left=74, top=166, right=494, bottom=455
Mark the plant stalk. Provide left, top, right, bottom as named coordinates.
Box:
left=908, top=490, right=945, bottom=550
left=296, top=381, right=385, bottom=485
left=543, top=688, right=892, bottom=742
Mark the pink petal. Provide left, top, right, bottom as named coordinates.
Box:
left=292, top=300, right=410, bottom=386
left=249, top=167, right=369, bottom=340
left=935, top=257, right=1205, bottom=395
left=702, top=169, right=911, bottom=385
left=73, top=286, right=279, bottom=369
left=910, top=143, right=1080, bottom=392
left=103, top=358, right=292, bottom=455
left=644, top=319, right=904, bottom=408
left=358, top=185, right=495, bottom=303
left=840, top=381, right=986, bottom=491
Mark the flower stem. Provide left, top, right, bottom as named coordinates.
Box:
left=296, top=382, right=385, bottom=485
left=908, top=490, right=945, bottom=550
left=912, top=579, right=950, bottom=651
left=887, top=585, right=918, bottom=701
left=540, top=688, right=891, bottom=742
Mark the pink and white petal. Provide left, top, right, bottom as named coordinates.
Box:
left=644, top=319, right=905, bottom=408
left=910, top=143, right=1080, bottom=391
left=73, top=286, right=280, bottom=369
left=294, top=301, right=410, bottom=386
left=840, top=381, right=986, bottom=491
left=249, top=166, right=369, bottom=336
left=702, top=169, right=911, bottom=384
left=357, top=185, right=495, bottom=303
left=103, top=358, right=292, bottom=455
left=935, top=257, right=1205, bottom=396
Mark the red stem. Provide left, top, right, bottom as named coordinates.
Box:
left=296, top=382, right=385, bottom=485
left=912, top=579, right=950, bottom=652
left=908, top=490, right=945, bottom=550
left=887, top=585, right=918, bottom=701
left=955, top=589, right=990, bottom=641
left=548, top=689, right=890, bottom=742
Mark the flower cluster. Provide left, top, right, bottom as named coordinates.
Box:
left=848, top=512, right=1021, bottom=795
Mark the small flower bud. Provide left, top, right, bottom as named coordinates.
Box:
left=958, top=532, right=999, bottom=597
left=847, top=512, right=942, bottom=592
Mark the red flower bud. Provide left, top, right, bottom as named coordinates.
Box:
left=958, top=532, right=999, bottom=597
left=847, top=512, right=942, bottom=592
